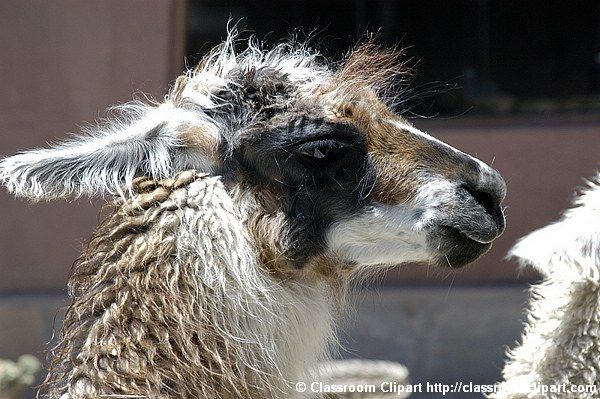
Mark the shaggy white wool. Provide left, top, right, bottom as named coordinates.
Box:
left=171, top=33, right=330, bottom=108
left=175, top=175, right=335, bottom=398
left=491, top=173, right=600, bottom=399
left=46, top=172, right=334, bottom=399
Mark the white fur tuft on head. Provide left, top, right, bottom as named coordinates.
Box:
left=0, top=102, right=215, bottom=201
left=0, top=30, right=331, bottom=203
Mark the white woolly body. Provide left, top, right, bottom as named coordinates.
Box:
left=178, top=177, right=334, bottom=396
left=491, top=174, right=600, bottom=399
left=57, top=174, right=333, bottom=399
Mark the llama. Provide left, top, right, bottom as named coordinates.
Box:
left=0, top=35, right=506, bottom=399
left=491, top=173, right=600, bottom=399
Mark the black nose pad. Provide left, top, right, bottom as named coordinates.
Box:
left=462, top=168, right=506, bottom=229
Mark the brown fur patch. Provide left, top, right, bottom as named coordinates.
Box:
left=335, top=37, right=412, bottom=100
left=365, top=117, right=430, bottom=205
left=179, top=124, right=219, bottom=159
left=301, top=253, right=354, bottom=303
left=327, top=93, right=477, bottom=206
left=244, top=205, right=293, bottom=277
left=237, top=184, right=353, bottom=290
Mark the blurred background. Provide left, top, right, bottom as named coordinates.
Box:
left=0, top=1, right=599, bottom=398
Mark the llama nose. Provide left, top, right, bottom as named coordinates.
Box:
left=462, top=165, right=506, bottom=235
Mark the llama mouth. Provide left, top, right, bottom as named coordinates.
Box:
left=436, top=207, right=505, bottom=245
left=448, top=226, right=496, bottom=244
left=429, top=226, right=493, bottom=268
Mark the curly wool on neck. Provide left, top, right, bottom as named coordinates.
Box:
left=42, top=171, right=335, bottom=399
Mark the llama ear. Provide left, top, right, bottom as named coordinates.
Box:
left=0, top=102, right=218, bottom=201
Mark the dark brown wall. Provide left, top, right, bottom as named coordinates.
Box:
left=0, top=0, right=185, bottom=292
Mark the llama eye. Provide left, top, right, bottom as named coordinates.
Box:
left=295, top=140, right=345, bottom=162
left=300, top=146, right=329, bottom=159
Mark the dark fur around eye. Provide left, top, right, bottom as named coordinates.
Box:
left=295, top=139, right=348, bottom=164
left=231, top=118, right=366, bottom=185
left=219, top=117, right=376, bottom=268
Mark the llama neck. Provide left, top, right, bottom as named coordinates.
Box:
left=493, top=275, right=600, bottom=398
left=493, top=186, right=600, bottom=399
left=43, top=172, right=334, bottom=399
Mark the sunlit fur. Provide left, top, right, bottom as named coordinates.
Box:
left=43, top=171, right=333, bottom=399
left=0, top=103, right=220, bottom=200
left=492, top=173, right=600, bottom=399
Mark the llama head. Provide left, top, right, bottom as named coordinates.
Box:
left=0, top=36, right=505, bottom=278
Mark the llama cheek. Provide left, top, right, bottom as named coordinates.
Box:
left=324, top=205, right=432, bottom=267
left=369, top=168, right=420, bottom=206
left=362, top=126, right=435, bottom=206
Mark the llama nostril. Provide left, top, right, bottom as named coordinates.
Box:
left=463, top=184, right=499, bottom=216
left=461, top=167, right=506, bottom=232
left=464, top=166, right=506, bottom=209
left=461, top=183, right=506, bottom=239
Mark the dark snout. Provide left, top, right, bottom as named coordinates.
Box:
left=433, top=163, right=507, bottom=268
left=457, top=165, right=506, bottom=243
